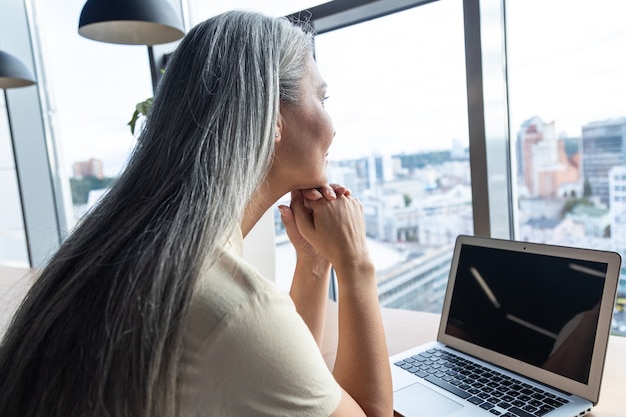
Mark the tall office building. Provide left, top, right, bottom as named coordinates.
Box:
left=608, top=165, right=626, bottom=301
left=582, top=118, right=626, bottom=206
left=518, top=117, right=580, bottom=198
left=609, top=165, right=626, bottom=255
left=72, top=158, right=104, bottom=179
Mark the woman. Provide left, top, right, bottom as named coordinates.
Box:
left=0, top=10, right=392, bottom=417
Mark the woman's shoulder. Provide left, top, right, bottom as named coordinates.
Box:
left=200, top=243, right=278, bottom=308
left=184, top=242, right=287, bottom=341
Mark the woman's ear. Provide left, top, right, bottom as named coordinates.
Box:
left=275, top=114, right=284, bottom=143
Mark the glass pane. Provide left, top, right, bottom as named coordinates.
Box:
left=506, top=0, right=626, bottom=335
left=0, top=95, right=29, bottom=267
left=31, top=0, right=153, bottom=225
left=0, top=94, right=16, bottom=169
left=276, top=0, right=472, bottom=313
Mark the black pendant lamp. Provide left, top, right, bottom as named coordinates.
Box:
left=0, top=50, right=36, bottom=89
left=78, top=0, right=184, bottom=45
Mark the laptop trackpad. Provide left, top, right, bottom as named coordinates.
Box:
left=395, top=383, right=464, bottom=417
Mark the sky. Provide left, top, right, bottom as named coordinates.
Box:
left=505, top=0, right=626, bottom=138
left=314, top=0, right=468, bottom=158
left=30, top=0, right=626, bottom=177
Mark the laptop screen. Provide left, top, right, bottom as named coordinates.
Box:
left=444, top=243, right=607, bottom=385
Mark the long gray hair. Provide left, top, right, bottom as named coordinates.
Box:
left=0, top=10, right=313, bottom=417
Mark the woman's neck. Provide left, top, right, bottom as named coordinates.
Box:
left=241, top=183, right=285, bottom=237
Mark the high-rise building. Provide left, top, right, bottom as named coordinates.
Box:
left=609, top=165, right=626, bottom=302
left=518, top=117, right=580, bottom=198
left=72, top=158, right=104, bottom=179
left=609, top=165, right=626, bottom=254
left=582, top=118, right=626, bottom=206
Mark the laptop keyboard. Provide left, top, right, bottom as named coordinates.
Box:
left=394, top=348, right=570, bottom=417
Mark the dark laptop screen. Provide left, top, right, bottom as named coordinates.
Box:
left=445, top=243, right=607, bottom=384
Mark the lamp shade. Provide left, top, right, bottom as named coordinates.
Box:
left=0, top=50, right=36, bottom=89
left=78, top=0, right=184, bottom=45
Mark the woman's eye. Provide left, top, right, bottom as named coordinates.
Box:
left=321, top=95, right=330, bottom=106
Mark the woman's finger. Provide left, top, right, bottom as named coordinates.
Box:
left=301, top=188, right=324, bottom=200
left=300, top=183, right=352, bottom=202
left=329, top=183, right=349, bottom=196
left=290, top=190, right=317, bottom=238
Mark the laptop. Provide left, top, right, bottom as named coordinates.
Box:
left=390, top=234, right=621, bottom=417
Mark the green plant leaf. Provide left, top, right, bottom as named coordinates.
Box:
left=128, top=97, right=154, bottom=135
left=128, top=110, right=140, bottom=135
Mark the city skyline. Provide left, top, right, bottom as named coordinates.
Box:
left=68, top=111, right=626, bottom=182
